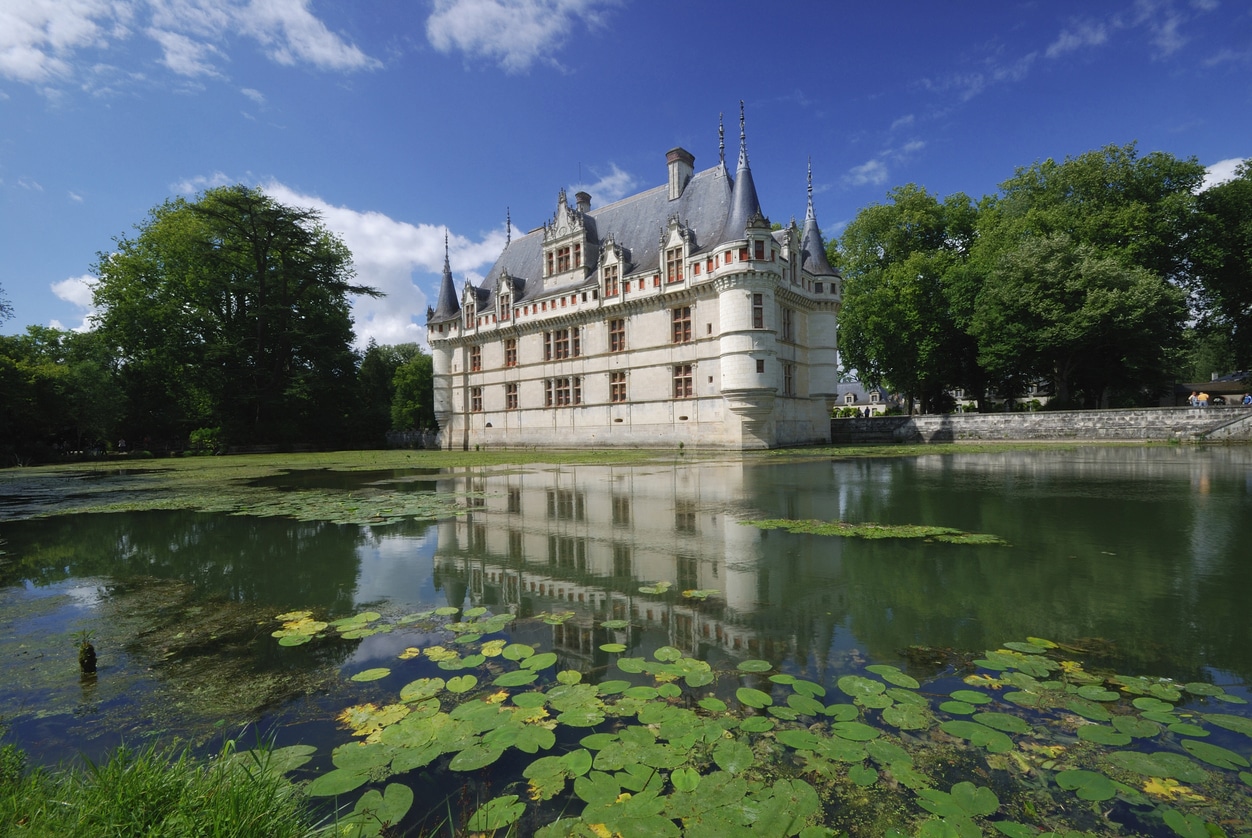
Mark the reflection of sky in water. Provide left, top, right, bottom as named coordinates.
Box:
left=351, top=528, right=439, bottom=607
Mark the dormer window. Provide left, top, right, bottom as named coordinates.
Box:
left=464, top=296, right=476, bottom=329
left=498, top=288, right=511, bottom=320
left=604, top=264, right=619, bottom=297
left=665, top=247, right=683, bottom=283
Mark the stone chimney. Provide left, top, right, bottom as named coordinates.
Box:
left=666, top=147, right=695, bottom=200
left=574, top=191, right=591, bottom=213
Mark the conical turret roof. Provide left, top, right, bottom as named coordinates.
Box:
left=801, top=161, right=839, bottom=278
left=722, top=102, right=763, bottom=241
left=429, top=232, right=461, bottom=322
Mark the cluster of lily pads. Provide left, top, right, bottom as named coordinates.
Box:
left=743, top=519, right=1010, bottom=546
left=260, top=604, right=1252, bottom=837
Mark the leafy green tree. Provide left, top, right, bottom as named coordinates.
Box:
left=356, top=341, right=423, bottom=444
left=391, top=350, right=435, bottom=432
left=971, top=235, right=1187, bottom=407
left=92, top=185, right=379, bottom=447
left=836, top=185, right=981, bottom=411
left=1191, top=161, right=1252, bottom=369
left=0, top=281, right=12, bottom=323
left=0, top=326, right=122, bottom=459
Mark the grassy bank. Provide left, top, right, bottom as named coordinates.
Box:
left=0, top=736, right=317, bottom=838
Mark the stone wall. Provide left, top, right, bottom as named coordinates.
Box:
left=830, top=406, right=1252, bottom=444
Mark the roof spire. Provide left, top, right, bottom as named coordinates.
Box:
left=722, top=100, right=763, bottom=240
left=806, top=157, right=815, bottom=220
left=506, top=207, right=511, bottom=245
left=430, top=226, right=461, bottom=322
left=737, top=100, right=748, bottom=168
left=718, top=112, right=725, bottom=167
left=800, top=162, right=839, bottom=279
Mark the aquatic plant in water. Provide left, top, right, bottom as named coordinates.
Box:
left=264, top=604, right=1252, bottom=837
left=744, top=518, right=1010, bottom=545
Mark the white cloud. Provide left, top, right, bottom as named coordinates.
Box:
left=844, top=159, right=889, bottom=188
left=1046, top=20, right=1109, bottom=58
left=171, top=171, right=235, bottom=194
left=18, top=177, right=44, bottom=191
left=68, top=191, right=84, bottom=202
left=570, top=164, right=637, bottom=208
left=51, top=274, right=98, bottom=332
left=889, top=114, right=915, bottom=132
left=426, top=0, right=617, bottom=73
left=147, top=27, right=224, bottom=76
left=1, top=0, right=377, bottom=87
left=1202, top=157, right=1247, bottom=190
left=260, top=180, right=507, bottom=347
left=241, top=86, right=265, bottom=104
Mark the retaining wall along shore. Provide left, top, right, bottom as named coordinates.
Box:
left=830, top=406, right=1252, bottom=444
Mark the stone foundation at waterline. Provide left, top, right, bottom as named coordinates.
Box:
left=831, top=406, right=1252, bottom=444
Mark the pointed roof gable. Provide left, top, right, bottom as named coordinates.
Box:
left=722, top=101, right=764, bottom=241
left=428, top=232, right=461, bottom=323
left=801, top=160, right=840, bottom=278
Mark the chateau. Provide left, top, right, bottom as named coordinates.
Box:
left=426, top=110, right=842, bottom=450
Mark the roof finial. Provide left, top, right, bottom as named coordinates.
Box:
left=718, top=112, right=725, bottom=167
left=444, top=229, right=449, bottom=265
left=738, top=100, right=749, bottom=168
left=506, top=207, right=511, bottom=245
left=807, top=157, right=815, bottom=220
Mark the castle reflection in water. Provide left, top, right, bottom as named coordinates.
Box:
left=430, top=461, right=850, bottom=672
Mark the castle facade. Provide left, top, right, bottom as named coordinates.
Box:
left=426, top=112, right=841, bottom=449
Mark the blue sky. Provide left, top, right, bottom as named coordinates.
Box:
left=2, top=0, right=1249, bottom=348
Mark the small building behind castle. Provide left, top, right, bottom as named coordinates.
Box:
left=426, top=110, right=842, bottom=450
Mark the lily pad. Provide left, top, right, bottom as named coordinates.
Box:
left=350, top=667, right=390, bottom=683
left=736, top=687, right=773, bottom=709
left=1181, top=739, right=1249, bottom=770
left=1055, top=768, right=1116, bottom=802
left=466, top=794, right=526, bottom=832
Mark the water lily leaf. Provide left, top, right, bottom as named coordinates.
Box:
left=1077, top=724, right=1132, bottom=746
left=856, top=693, right=894, bottom=710
left=738, top=716, right=775, bottom=733
left=791, top=679, right=826, bottom=698
left=992, top=823, right=1036, bottom=838
left=350, top=782, right=414, bottom=830
left=657, top=682, right=683, bottom=698
left=1112, top=715, right=1161, bottom=738
left=1168, top=722, right=1209, bottom=738
left=275, top=610, right=313, bottom=622
left=866, top=664, right=920, bottom=689
left=305, top=767, right=370, bottom=797
left=824, top=704, right=860, bottom=722
left=494, top=670, right=538, bottom=687
left=838, top=675, right=885, bottom=700
left=972, top=712, right=1030, bottom=734
left=940, top=701, right=976, bottom=715
left=331, top=741, right=394, bottom=772
left=736, top=687, right=772, bottom=708
left=446, top=674, right=477, bottom=694
left=737, top=659, right=772, bottom=673
left=1162, top=807, right=1212, bottom=838
left=260, top=744, right=317, bottom=774
left=767, top=704, right=799, bottom=721
left=502, top=643, right=534, bottom=661
left=712, top=738, right=754, bottom=774
left=626, top=686, right=659, bottom=700
left=615, top=657, right=646, bottom=674
left=350, top=667, right=390, bottom=683
left=1066, top=697, right=1113, bottom=722
left=939, top=720, right=1012, bottom=753
left=883, top=702, right=931, bottom=731
left=638, top=581, right=671, bottom=595
left=433, top=606, right=459, bottom=617
left=671, top=766, right=701, bottom=792
left=558, top=708, right=607, bottom=728
left=449, top=743, right=503, bottom=771
left=787, top=694, right=826, bottom=717
left=848, top=763, right=878, bottom=786
left=594, top=679, right=630, bottom=696
left=1181, top=738, right=1249, bottom=769
left=886, top=687, right=928, bottom=707
left=466, top=794, right=526, bottom=832
left=1075, top=685, right=1120, bottom=702
left=523, top=651, right=558, bottom=671
left=574, top=771, right=622, bottom=806
left=949, top=689, right=992, bottom=705
left=1150, top=683, right=1183, bottom=702
left=683, top=670, right=715, bottom=688
left=1105, top=750, right=1207, bottom=783
left=396, top=677, right=443, bottom=705
left=699, top=697, right=727, bottom=713
left=277, top=634, right=313, bottom=646
left=1204, top=713, right=1252, bottom=738
left=599, top=643, right=627, bottom=653
left=553, top=671, right=583, bottom=688
left=1003, top=640, right=1051, bottom=654
left=1055, top=768, right=1116, bottom=802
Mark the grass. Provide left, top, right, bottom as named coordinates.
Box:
left=0, top=737, right=318, bottom=838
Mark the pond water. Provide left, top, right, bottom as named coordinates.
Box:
left=3, top=445, right=1252, bottom=835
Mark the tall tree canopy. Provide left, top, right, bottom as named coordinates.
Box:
left=836, top=184, right=980, bottom=411
left=92, top=185, right=379, bottom=446
left=1192, top=161, right=1252, bottom=369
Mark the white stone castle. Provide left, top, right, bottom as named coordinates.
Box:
left=426, top=107, right=841, bottom=449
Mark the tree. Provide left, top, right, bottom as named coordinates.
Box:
left=92, top=185, right=379, bottom=447
left=836, top=185, right=981, bottom=411
left=391, top=350, right=435, bottom=432
left=356, top=341, right=423, bottom=445
left=971, top=235, right=1187, bottom=407
left=0, top=281, right=12, bottom=323
left=0, top=326, right=122, bottom=460
left=1192, top=161, right=1252, bottom=368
